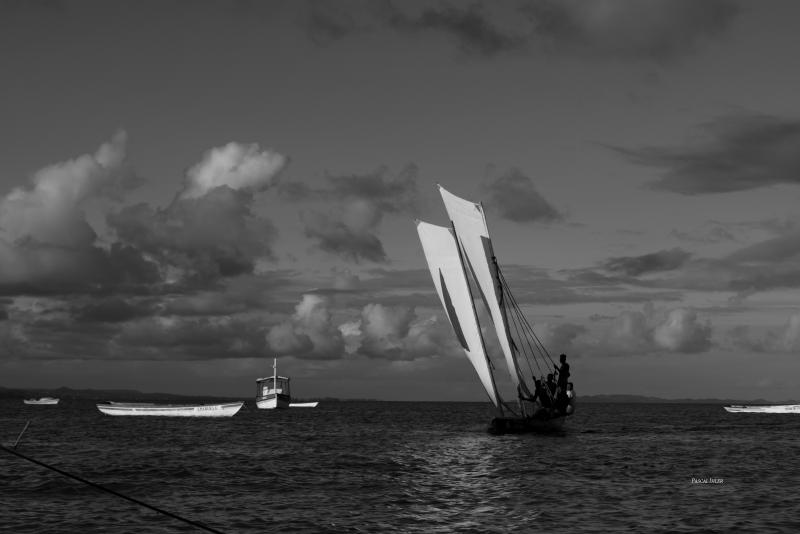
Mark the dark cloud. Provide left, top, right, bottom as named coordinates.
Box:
left=301, top=0, right=737, bottom=61
left=305, top=0, right=367, bottom=45
left=729, top=314, right=800, bottom=354
left=387, top=2, right=525, bottom=57
left=0, top=131, right=159, bottom=296
left=108, top=186, right=277, bottom=282
left=615, top=114, right=800, bottom=194
left=523, top=0, right=739, bottom=61
left=601, top=247, right=692, bottom=276
left=303, top=208, right=387, bottom=263
left=297, top=166, right=419, bottom=263
left=72, top=297, right=157, bottom=323
left=482, top=169, right=563, bottom=223
left=111, top=315, right=267, bottom=360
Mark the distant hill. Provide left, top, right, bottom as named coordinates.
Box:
left=578, top=394, right=798, bottom=404
left=0, top=386, right=235, bottom=402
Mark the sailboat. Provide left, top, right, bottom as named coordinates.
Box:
left=416, top=185, right=575, bottom=434
left=256, top=358, right=319, bottom=409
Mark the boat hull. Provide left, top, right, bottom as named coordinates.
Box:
left=24, top=398, right=59, bottom=405
left=96, top=401, right=244, bottom=417
left=488, top=415, right=566, bottom=435
left=289, top=402, right=319, bottom=408
left=256, top=393, right=291, bottom=409
left=724, top=404, right=800, bottom=414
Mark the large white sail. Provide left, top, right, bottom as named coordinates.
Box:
left=415, top=220, right=502, bottom=408
left=438, top=185, right=530, bottom=395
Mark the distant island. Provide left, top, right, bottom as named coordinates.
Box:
left=1, top=386, right=794, bottom=405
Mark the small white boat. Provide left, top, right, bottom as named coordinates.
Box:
left=96, top=401, right=244, bottom=417
left=724, top=404, right=800, bottom=413
left=24, top=397, right=60, bottom=405
left=289, top=402, right=319, bottom=408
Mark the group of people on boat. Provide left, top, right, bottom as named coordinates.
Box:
left=519, top=353, right=575, bottom=420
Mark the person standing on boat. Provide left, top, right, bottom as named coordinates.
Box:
left=555, top=353, right=570, bottom=392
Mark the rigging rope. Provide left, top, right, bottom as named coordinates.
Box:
left=1, top=436, right=227, bottom=534
left=494, top=263, right=560, bottom=407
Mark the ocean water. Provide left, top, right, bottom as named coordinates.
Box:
left=1, top=399, right=799, bottom=533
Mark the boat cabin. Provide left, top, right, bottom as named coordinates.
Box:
left=256, top=375, right=291, bottom=400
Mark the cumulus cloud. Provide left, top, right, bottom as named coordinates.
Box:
left=523, top=0, right=739, bottom=61
left=180, top=141, right=288, bottom=200
left=0, top=131, right=159, bottom=294
left=652, top=308, right=711, bottom=353
left=298, top=165, right=419, bottom=263
left=615, top=114, right=800, bottom=194
left=112, top=314, right=266, bottom=360
left=551, top=304, right=712, bottom=357
left=601, top=247, right=691, bottom=276
left=731, top=313, right=800, bottom=354
left=266, top=294, right=345, bottom=359
left=482, top=169, right=563, bottom=223
left=109, top=182, right=277, bottom=282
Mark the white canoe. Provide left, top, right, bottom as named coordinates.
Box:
left=24, top=397, right=60, bottom=405
left=289, top=402, right=319, bottom=408
left=724, top=404, right=800, bottom=413
left=97, top=401, right=244, bottom=417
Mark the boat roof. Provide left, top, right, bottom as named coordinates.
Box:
left=256, top=376, right=290, bottom=382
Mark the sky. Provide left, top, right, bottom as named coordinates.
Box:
left=3, top=0, right=800, bottom=401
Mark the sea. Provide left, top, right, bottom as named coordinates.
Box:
left=1, top=399, right=799, bottom=533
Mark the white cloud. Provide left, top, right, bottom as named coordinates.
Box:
left=181, top=141, right=288, bottom=199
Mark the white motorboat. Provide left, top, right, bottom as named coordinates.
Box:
left=289, top=402, right=319, bottom=408
left=23, top=397, right=60, bottom=405
left=96, top=401, right=244, bottom=417
left=724, top=404, right=800, bottom=413
left=256, top=358, right=291, bottom=409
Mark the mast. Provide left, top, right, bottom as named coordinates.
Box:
left=451, top=222, right=504, bottom=416
left=273, top=357, right=277, bottom=393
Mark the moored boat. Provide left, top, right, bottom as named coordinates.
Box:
left=96, top=401, right=244, bottom=417
left=23, top=397, right=60, bottom=405
left=724, top=404, right=800, bottom=414
left=289, top=402, right=319, bottom=408
left=256, top=358, right=291, bottom=409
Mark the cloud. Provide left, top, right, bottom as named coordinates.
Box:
left=615, top=114, right=800, bottom=194
left=108, top=183, right=277, bottom=282
left=601, top=247, right=691, bottom=276
left=180, top=141, right=288, bottom=200
left=482, top=169, right=563, bottom=223
left=111, top=315, right=266, bottom=360
left=387, top=3, right=526, bottom=57
left=298, top=165, right=419, bottom=263
left=265, top=294, right=345, bottom=360
left=303, top=201, right=387, bottom=263
left=0, top=131, right=159, bottom=294
left=541, top=304, right=713, bottom=357
left=731, top=313, right=800, bottom=354
left=523, top=0, right=739, bottom=61
left=652, top=308, right=711, bottom=353
left=302, top=0, right=737, bottom=61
